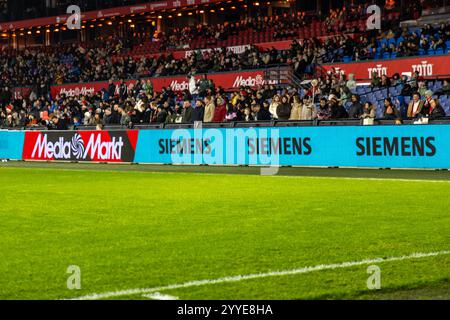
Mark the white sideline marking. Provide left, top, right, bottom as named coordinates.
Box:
left=67, top=250, right=450, bottom=300
left=4, top=166, right=450, bottom=184
left=142, top=292, right=178, bottom=300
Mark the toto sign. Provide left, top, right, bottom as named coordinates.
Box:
left=22, top=130, right=138, bottom=162
left=322, top=55, right=449, bottom=80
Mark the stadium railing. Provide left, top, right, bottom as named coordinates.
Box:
left=4, top=117, right=450, bottom=132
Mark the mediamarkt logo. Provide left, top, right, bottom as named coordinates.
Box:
left=170, top=80, right=190, bottom=91
left=233, top=74, right=270, bottom=87
left=59, top=86, right=96, bottom=97
left=31, top=133, right=124, bottom=160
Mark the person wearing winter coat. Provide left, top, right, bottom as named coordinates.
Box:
left=203, top=96, right=215, bottom=123
left=289, top=96, right=303, bottom=120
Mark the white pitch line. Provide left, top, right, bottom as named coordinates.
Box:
left=67, top=250, right=450, bottom=300
left=142, top=292, right=178, bottom=300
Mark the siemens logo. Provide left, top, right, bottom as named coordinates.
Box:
left=356, top=137, right=436, bottom=157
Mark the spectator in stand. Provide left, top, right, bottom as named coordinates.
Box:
left=276, top=96, right=292, bottom=121
left=269, top=95, right=281, bottom=119
left=329, top=95, right=348, bottom=119
left=301, top=96, right=317, bottom=120
left=346, top=74, right=357, bottom=91
left=203, top=96, right=215, bottom=123
left=182, top=100, right=193, bottom=123
left=252, top=101, right=272, bottom=121
left=289, top=96, right=302, bottom=120
left=422, top=98, right=445, bottom=119
left=407, top=92, right=424, bottom=118
left=213, top=96, right=227, bottom=122
left=383, top=98, right=401, bottom=120
left=317, top=97, right=331, bottom=120
left=348, top=94, right=364, bottom=119
left=361, top=102, right=376, bottom=119
left=435, top=79, right=450, bottom=96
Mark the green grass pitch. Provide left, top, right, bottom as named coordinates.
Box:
left=0, top=162, right=449, bottom=300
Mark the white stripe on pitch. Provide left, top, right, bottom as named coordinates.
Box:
left=67, top=249, right=450, bottom=300
left=142, top=292, right=178, bottom=300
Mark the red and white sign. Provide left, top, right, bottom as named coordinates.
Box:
left=22, top=130, right=138, bottom=163
left=50, top=69, right=280, bottom=97
left=184, top=45, right=252, bottom=58
left=322, top=55, right=450, bottom=80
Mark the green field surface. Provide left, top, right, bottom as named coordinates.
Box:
left=0, top=162, right=449, bottom=300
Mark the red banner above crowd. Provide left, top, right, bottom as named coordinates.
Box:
left=322, top=55, right=450, bottom=80
left=50, top=69, right=281, bottom=98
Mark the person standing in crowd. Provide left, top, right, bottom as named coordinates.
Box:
left=289, top=95, right=303, bottom=120
left=204, top=96, right=215, bottom=123
left=317, top=97, right=331, bottom=120
left=300, top=96, right=317, bottom=120
left=192, top=99, right=205, bottom=122
left=407, top=92, right=424, bottom=118
left=108, top=79, right=116, bottom=99
left=119, top=79, right=128, bottom=100
left=276, top=95, right=292, bottom=121
left=269, top=95, right=280, bottom=119
left=329, top=95, right=348, bottom=119
left=213, top=96, right=227, bottom=122
left=182, top=100, right=193, bottom=123
left=188, top=75, right=198, bottom=102
left=252, top=101, right=272, bottom=121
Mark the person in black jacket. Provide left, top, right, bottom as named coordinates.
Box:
left=49, top=115, right=68, bottom=130
left=192, top=99, right=205, bottom=122
left=156, top=106, right=168, bottom=123
left=252, top=102, right=271, bottom=121
left=181, top=100, right=193, bottom=123
left=276, top=95, right=292, bottom=121
left=108, top=79, right=116, bottom=99
left=348, top=94, right=363, bottom=118
left=329, top=95, right=348, bottom=119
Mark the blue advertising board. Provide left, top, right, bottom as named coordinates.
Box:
left=0, top=130, right=25, bottom=160
left=134, top=125, right=450, bottom=169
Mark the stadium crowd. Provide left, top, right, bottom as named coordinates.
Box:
left=1, top=71, right=449, bottom=130
left=0, top=20, right=448, bottom=91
